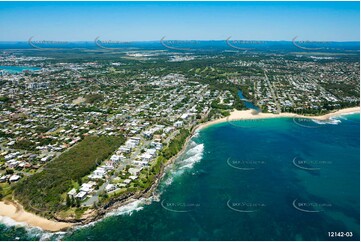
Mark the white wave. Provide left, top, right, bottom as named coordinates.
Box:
left=312, top=112, right=359, bottom=125
left=163, top=176, right=174, bottom=186
left=192, top=131, right=200, bottom=138
left=334, top=116, right=347, bottom=122
left=184, top=142, right=204, bottom=156
left=0, top=216, right=58, bottom=240
left=39, top=231, right=66, bottom=241
left=185, top=140, right=197, bottom=150
left=333, top=112, right=359, bottom=121
left=312, top=118, right=341, bottom=125
left=152, top=193, right=161, bottom=202
left=179, top=154, right=203, bottom=169
left=177, top=143, right=204, bottom=170
left=105, top=198, right=147, bottom=218
left=68, top=197, right=151, bottom=235
left=164, top=141, right=204, bottom=175
left=0, top=216, right=29, bottom=229
left=159, top=142, right=204, bottom=189
left=336, top=111, right=359, bottom=117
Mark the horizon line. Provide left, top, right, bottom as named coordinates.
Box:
left=0, top=40, right=360, bottom=42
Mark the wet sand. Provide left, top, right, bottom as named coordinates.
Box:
left=0, top=201, right=72, bottom=232
left=197, top=107, right=360, bottom=130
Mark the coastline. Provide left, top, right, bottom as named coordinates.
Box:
left=0, top=128, right=195, bottom=233
left=0, top=200, right=73, bottom=232
left=0, top=106, right=359, bottom=233
left=196, top=107, right=360, bottom=131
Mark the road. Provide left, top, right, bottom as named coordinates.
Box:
left=264, top=71, right=281, bottom=113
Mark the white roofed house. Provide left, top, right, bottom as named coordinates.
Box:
left=75, top=191, right=87, bottom=200
left=164, top=126, right=175, bottom=133
left=110, top=155, right=123, bottom=163
left=105, top=184, right=116, bottom=192
left=129, top=137, right=141, bottom=145
left=80, top=182, right=95, bottom=194
left=4, top=153, right=15, bottom=161
left=174, top=121, right=183, bottom=128
left=88, top=167, right=107, bottom=180
left=125, top=140, right=137, bottom=149
left=129, top=175, right=138, bottom=180
left=102, top=164, right=115, bottom=171
left=128, top=167, right=142, bottom=176
left=143, top=130, right=153, bottom=139
left=0, top=175, right=9, bottom=183
left=150, top=141, right=163, bottom=150
left=88, top=173, right=103, bottom=180
left=67, top=188, right=77, bottom=198
left=94, top=167, right=106, bottom=176
left=180, top=113, right=189, bottom=120
left=133, top=159, right=149, bottom=166
left=147, top=148, right=157, bottom=156
left=140, top=153, right=152, bottom=162
left=6, top=159, right=19, bottom=168
left=40, top=154, right=54, bottom=163
left=119, top=146, right=131, bottom=153
left=9, top=174, right=21, bottom=182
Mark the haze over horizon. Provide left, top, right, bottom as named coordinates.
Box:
left=0, top=1, right=359, bottom=42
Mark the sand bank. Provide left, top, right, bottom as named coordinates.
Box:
left=197, top=107, right=360, bottom=130
left=0, top=200, right=72, bottom=232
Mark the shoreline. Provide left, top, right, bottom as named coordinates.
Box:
left=196, top=107, right=360, bottom=131
left=0, top=200, right=73, bottom=232
left=0, top=128, right=195, bottom=233
left=0, top=106, right=359, bottom=232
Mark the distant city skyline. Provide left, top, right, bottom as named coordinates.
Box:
left=0, top=1, right=359, bottom=41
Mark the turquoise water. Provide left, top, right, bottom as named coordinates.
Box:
left=0, top=113, right=359, bottom=240
left=0, top=66, right=41, bottom=74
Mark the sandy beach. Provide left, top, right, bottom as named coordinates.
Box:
left=197, top=107, right=360, bottom=130
left=0, top=200, right=73, bottom=232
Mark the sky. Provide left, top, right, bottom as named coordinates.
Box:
left=0, top=1, right=359, bottom=41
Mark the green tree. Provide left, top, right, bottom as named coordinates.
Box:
left=71, top=196, right=75, bottom=207
left=66, top=195, right=71, bottom=207
left=6, top=169, right=14, bottom=175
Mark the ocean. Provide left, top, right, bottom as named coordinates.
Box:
left=0, top=113, right=359, bottom=241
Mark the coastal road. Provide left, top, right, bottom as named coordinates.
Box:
left=264, top=71, right=281, bottom=113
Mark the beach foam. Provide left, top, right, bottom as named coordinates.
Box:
left=0, top=216, right=29, bottom=229
left=178, top=143, right=204, bottom=169
left=312, top=117, right=342, bottom=125
left=65, top=197, right=152, bottom=239
left=157, top=140, right=205, bottom=193
left=105, top=198, right=147, bottom=218
left=0, top=215, right=56, bottom=241
left=167, top=141, right=204, bottom=178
